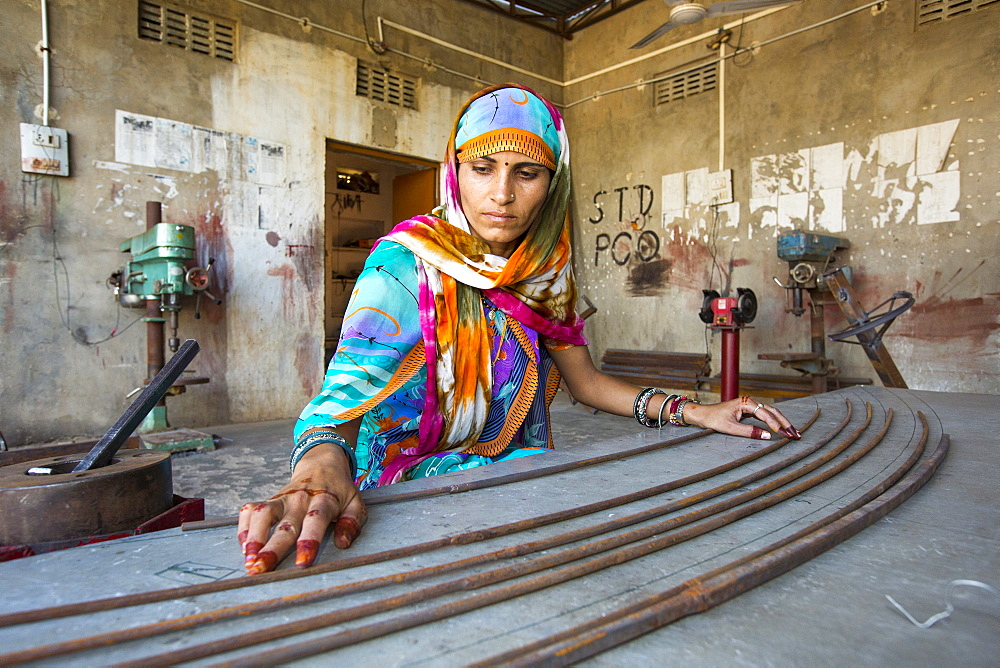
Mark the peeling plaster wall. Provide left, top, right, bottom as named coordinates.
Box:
left=564, top=1, right=999, bottom=394
left=3, top=0, right=995, bottom=447
left=0, top=0, right=561, bottom=445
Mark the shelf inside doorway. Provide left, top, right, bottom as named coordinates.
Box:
left=330, top=245, right=374, bottom=252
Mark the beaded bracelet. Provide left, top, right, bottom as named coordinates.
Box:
left=634, top=387, right=663, bottom=427
left=634, top=388, right=681, bottom=428
left=289, top=430, right=357, bottom=479
left=633, top=387, right=656, bottom=423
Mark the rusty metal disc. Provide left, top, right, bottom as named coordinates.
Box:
left=0, top=450, right=172, bottom=545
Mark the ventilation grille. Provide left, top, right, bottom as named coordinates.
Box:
left=654, top=62, right=718, bottom=106
left=916, top=0, right=999, bottom=26
left=356, top=63, right=418, bottom=109
left=138, top=1, right=237, bottom=61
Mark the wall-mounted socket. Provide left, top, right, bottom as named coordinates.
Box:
left=709, top=169, right=734, bottom=205
left=20, top=123, right=69, bottom=176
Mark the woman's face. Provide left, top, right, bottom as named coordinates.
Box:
left=458, top=150, right=551, bottom=258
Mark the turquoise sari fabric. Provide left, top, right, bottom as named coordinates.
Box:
left=296, top=241, right=560, bottom=490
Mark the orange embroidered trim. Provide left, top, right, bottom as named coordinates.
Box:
left=467, top=319, right=538, bottom=457
left=457, top=129, right=556, bottom=170
left=336, top=343, right=426, bottom=422
left=542, top=363, right=561, bottom=449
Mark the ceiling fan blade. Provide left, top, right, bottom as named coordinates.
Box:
left=706, top=0, right=800, bottom=17
left=630, top=20, right=680, bottom=49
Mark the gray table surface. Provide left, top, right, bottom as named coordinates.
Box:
left=0, top=387, right=996, bottom=665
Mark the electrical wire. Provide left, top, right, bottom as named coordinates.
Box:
left=886, top=580, right=999, bottom=629
left=702, top=204, right=726, bottom=367
left=731, top=14, right=754, bottom=68
left=360, top=0, right=386, bottom=55
left=32, top=174, right=137, bottom=346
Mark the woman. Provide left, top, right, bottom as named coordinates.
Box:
left=239, top=84, right=799, bottom=575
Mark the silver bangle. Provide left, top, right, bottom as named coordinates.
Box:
left=657, top=393, right=670, bottom=430
left=675, top=398, right=699, bottom=427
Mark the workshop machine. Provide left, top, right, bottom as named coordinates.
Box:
left=110, top=207, right=221, bottom=353
left=763, top=230, right=913, bottom=391
left=0, top=341, right=205, bottom=557
left=108, top=202, right=219, bottom=441
left=699, top=287, right=757, bottom=401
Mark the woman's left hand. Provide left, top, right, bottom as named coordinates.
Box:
left=683, top=395, right=801, bottom=441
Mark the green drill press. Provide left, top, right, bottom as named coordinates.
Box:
left=109, top=202, right=219, bottom=443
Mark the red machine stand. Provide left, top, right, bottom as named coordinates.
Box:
left=700, top=288, right=758, bottom=403
left=719, top=326, right=741, bottom=402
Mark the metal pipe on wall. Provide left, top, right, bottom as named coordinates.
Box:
left=145, top=203, right=165, bottom=401
left=40, top=0, right=50, bottom=125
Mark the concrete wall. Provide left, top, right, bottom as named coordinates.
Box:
left=0, top=0, right=562, bottom=445
left=2, top=0, right=997, bottom=446
left=564, top=0, right=999, bottom=394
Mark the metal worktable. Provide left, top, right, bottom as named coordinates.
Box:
left=0, top=387, right=996, bottom=665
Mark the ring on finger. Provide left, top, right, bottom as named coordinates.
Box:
left=752, top=403, right=764, bottom=418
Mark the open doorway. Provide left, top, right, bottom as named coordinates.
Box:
left=323, top=141, right=438, bottom=362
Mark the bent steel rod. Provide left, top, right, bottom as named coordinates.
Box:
left=493, top=424, right=946, bottom=666
left=0, top=407, right=822, bottom=630
left=186, top=426, right=720, bottom=529
left=478, top=410, right=933, bottom=665
left=0, top=408, right=840, bottom=664
left=199, top=405, right=894, bottom=667
left=106, top=404, right=879, bottom=666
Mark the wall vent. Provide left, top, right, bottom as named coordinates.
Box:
left=916, top=0, right=999, bottom=27
left=356, top=63, right=418, bottom=110
left=138, top=1, right=237, bottom=61
left=654, top=62, right=718, bottom=106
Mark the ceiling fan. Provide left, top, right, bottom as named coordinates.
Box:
left=630, top=0, right=801, bottom=49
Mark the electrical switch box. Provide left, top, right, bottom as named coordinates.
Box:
left=20, top=123, right=70, bottom=176
left=708, top=169, right=733, bottom=205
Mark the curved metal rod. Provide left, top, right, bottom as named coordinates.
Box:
left=489, top=417, right=945, bottom=666
left=199, top=403, right=892, bottom=666
left=186, top=426, right=721, bottom=530
left=187, top=396, right=821, bottom=529
left=105, top=402, right=880, bottom=666
left=0, top=407, right=822, bottom=632
left=480, top=410, right=933, bottom=664
left=0, top=409, right=838, bottom=664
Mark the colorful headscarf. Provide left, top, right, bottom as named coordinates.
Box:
left=455, top=88, right=559, bottom=170
left=378, top=83, right=585, bottom=483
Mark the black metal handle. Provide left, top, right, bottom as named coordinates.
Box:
left=72, top=339, right=200, bottom=472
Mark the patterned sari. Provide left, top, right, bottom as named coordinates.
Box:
left=295, top=83, right=585, bottom=487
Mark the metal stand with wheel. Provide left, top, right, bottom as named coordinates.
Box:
left=824, top=268, right=914, bottom=389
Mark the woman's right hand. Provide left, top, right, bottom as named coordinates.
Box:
left=237, top=443, right=367, bottom=575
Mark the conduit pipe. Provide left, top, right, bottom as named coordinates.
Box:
left=228, top=1, right=885, bottom=108
left=565, top=0, right=888, bottom=108
left=231, top=0, right=366, bottom=45
left=40, top=0, right=50, bottom=125
left=378, top=17, right=563, bottom=87
left=718, top=43, right=726, bottom=171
